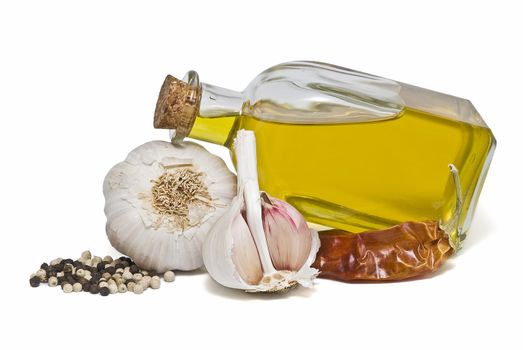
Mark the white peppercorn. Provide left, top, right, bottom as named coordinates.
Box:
left=76, top=269, right=85, bottom=277
left=133, top=284, right=144, bottom=294
left=127, top=282, right=136, bottom=292
left=81, top=250, right=92, bottom=260
left=62, top=283, right=73, bottom=293
left=133, top=273, right=142, bottom=282
left=118, top=284, right=127, bottom=293
left=84, top=259, right=92, bottom=267
left=140, top=276, right=151, bottom=289
left=112, top=273, right=122, bottom=280
left=36, top=269, right=46, bottom=280
left=150, top=276, right=161, bottom=289
left=164, top=271, right=175, bottom=282
left=73, top=283, right=82, bottom=292
left=48, top=276, right=58, bottom=287
left=50, top=258, right=62, bottom=266
left=122, top=271, right=133, bottom=281
left=108, top=284, right=118, bottom=294
left=116, top=268, right=124, bottom=274
left=98, top=281, right=109, bottom=289
left=103, top=256, right=113, bottom=263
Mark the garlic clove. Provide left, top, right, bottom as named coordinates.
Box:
left=202, top=196, right=252, bottom=290
left=231, top=208, right=264, bottom=285
left=261, top=194, right=313, bottom=272
left=292, top=229, right=321, bottom=288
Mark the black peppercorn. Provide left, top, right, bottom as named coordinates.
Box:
left=82, top=283, right=91, bottom=292
left=73, top=260, right=83, bottom=268
left=40, top=262, right=49, bottom=270
left=63, top=264, right=73, bottom=274
left=67, top=276, right=77, bottom=284
left=90, top=278, right=100, bottom=286
left=105, top=266, right=116, bottom=275
left=130, top=265, right=139, bottom=274
left=57, top=276, right=65, bottom=284
left=63, top=258, right=74, bottom=265
left=99, top=287, right=110, bottom=296
left=97, top=262, right=105, bottom=272
left=29, top=276, right=40, bottom=287
left=115, top=263, right=124, bottom=270
left=89, top=285, right=99, bottom=294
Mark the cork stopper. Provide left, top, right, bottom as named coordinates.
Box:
left=154, top=73, right=202, bottom=143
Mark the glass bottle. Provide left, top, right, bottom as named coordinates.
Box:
left=154, top=61, right=496, bottom=245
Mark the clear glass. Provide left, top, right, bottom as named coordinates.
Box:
left=176, top=61, right=496, bottom=242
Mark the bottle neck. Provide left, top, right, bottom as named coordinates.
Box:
left=199, top=83, right=244, bottom=117
left=188, top=83, right=243, bottom=146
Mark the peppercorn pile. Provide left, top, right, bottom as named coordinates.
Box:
left=29, top=251, right=176, bottom=296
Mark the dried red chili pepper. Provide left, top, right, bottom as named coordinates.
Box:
left=312, top=220, right=453, bottom=282
left=312, top=165, right=464, bottom=282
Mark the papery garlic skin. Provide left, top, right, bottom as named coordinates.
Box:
left=202, top=130, right=320, bottom=292
left=104, top=141, right=236, bottom=272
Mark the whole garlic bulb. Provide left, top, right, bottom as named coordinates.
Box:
left=203, top=130, right=320, bottom=292
left=103, top=141, right=236, bottom=272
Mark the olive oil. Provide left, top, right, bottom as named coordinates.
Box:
left=154, top=61, right=496, bottom=239
left=189, top=108, right=494, bottom=233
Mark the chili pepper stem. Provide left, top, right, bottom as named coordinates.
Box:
left=440, top=164, right=464, bottom=250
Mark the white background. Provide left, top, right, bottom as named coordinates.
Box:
left=1, top=1, right=521, bottom=349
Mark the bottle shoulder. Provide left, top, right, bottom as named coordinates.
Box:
left=240, top=61, right=491, bottom=129
left=242, top=61, right=405, bottom=124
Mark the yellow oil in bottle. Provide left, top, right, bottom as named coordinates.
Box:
left=189, top=108, right=494, bottom=233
